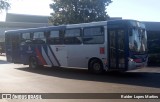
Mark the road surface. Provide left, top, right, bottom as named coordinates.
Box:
left=0, top=55, right=160, bottom=102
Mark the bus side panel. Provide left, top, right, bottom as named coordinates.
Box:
left=67, top=45, right=87, bottom=68
left=19, top=44, right=35, bottom=65
left=67, top=45, right=107, bottom=69
left=20, top=44, right=51, bottom=66
left=49, top=45, right=67, bottom=67
left=31, top=45, right=49, bottom=66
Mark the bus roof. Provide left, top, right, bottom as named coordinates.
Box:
left=5, top=25, right=66, bottom=34
left=143, top=21, right=160, bottom=31
left=5, top=19, right=141, bottom=34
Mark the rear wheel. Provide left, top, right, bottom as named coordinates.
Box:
left=29, top=57, right=40, bottom=69
left=88, top=59, right=104, bottom=74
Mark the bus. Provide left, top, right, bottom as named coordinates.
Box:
left=0, top=42, right=5, bottom=55
left=144, top=22, right=160, bottom=66
left=5, top=20, right=148, bottom=73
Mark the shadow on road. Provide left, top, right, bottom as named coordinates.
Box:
left=16, top=67, right=160, bottom=89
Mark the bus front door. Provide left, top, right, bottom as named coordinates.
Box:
left=108, top=29, right=126, bottom=70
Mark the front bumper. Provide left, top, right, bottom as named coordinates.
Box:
left=128, top=60, right=147, bottom=70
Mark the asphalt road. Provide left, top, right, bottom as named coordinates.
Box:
left=0, top=55, right=160, bottom=102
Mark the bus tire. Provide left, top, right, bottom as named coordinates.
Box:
left=29, top=57, right=39, bottom=69
left=88, top=59, right=104, bottom=74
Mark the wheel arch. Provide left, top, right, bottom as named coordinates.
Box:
left=88, top=57, right=104, bottom=69
left=29, top=55, right=37, bottom=62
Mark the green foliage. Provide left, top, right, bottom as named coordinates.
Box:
left=0, top=0, right=10, bottom=11
left=49, top=0, right=112, bottom=25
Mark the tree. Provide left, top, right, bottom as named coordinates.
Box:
left=49, top=0, right=112, bottom=25
left=0, top=0, right=10, bottom=11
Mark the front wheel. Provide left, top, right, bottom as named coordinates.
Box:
left=88, top=59, right=104, bottom=74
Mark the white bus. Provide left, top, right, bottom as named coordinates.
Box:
left=5, top=20, right=148, bottom=73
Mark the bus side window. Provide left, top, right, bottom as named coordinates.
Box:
left=48, top=30, right=63, bottom=45
left=21, top=33, right=31, bottom=44
left=83, top=27, right=104, bottom=44
left=64, top=29, right=82, bottom=44
left=33, top=32, right=46, bottom=44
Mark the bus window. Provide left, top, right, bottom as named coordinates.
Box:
left=21, top=33, right=31, bottom=44
left=83, top=27, right=104, bottom=44
left=48, top=30, right=63, bottom=44
left=22, top=33, right=30, bottom=40
left=50, top=31, right=59, bottom=37
left=64, top=29, right=82, bottom=44
left=33, top=32, right=46, bottom=44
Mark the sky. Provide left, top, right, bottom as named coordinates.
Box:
left=0, top=0, right=160, bottom=22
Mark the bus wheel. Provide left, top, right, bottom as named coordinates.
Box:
left=88, top=59, right=104, bottom=74
left=29, top=57, right=39, bottom=69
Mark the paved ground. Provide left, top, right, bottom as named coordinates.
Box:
left=0, top=55, right=160, bottom=102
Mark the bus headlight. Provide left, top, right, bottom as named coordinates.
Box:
left=128, top=58, right=133, bottom=62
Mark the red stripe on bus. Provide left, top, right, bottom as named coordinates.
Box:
left=35, top=48, right=46, bottom=65
left=100, top=47, right=105, bottom=54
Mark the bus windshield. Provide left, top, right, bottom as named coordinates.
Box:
left=129, top=28, right=147, bottom=54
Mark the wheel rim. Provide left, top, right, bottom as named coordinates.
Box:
left=93, top=62, right=101, bottom=71
left=31, top=58, right=37, bottom=68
